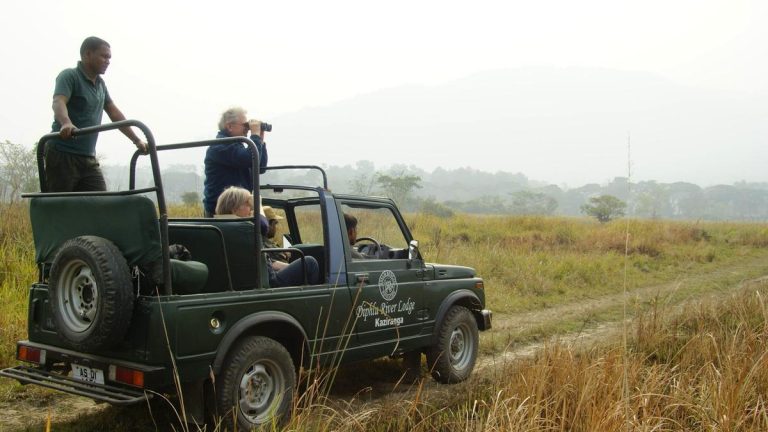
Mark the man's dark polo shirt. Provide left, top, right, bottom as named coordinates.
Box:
left=49, top=61, right=112, bottom=156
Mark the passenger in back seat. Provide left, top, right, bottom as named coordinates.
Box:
left=215, top=186, right=268, bottom=234
left=263, top=206, right=289, bottom=263
left=216, top=187, right=320, bottom=287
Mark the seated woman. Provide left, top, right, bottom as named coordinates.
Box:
left=215, top=186, right=320, bottom=287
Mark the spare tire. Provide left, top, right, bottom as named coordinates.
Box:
left=49, top=235, right=134, bottom=352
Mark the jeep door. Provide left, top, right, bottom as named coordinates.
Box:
left=260, top=190, right=353, bottom=356
left=340, top=201, right=426, bottom=350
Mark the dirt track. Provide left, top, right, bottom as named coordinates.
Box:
left=2, top=260, right=767, bottom=431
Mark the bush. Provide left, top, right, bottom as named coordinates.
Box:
left=420, top=198, right=454, bottom=218
left=581, top=195, right=626, bottom=223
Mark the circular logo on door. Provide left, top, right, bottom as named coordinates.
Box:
left=378, top=270, right=398, bottom=301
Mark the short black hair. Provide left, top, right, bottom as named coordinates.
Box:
left=344, top=213, right=358, bottom=230
left=80, top=36, right=110, bottom=57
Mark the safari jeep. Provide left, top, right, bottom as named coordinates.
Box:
left=0, top=121, right=492, bottom=430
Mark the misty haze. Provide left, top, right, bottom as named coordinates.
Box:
left=4, top=67, right=766, bottom=221
left=269, top=67, right=767, bottom=187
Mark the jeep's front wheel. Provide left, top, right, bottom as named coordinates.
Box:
left=49, top=235, right=134, bottom=352
left=216, top=336, right=295, bottom=429
left=427, top=305, right=479, bottom=383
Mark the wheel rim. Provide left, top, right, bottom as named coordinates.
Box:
left=238, top=359, right=286, bottom=424
left=449, top=322, right=474, bottom=371
left=57, top=259, right=99, bottom=333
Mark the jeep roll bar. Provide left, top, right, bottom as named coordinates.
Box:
left=32, top=120, right=174, bottom=292
left=31, top=122, right=265, bottom=295
left=262, top=165, right=329, bottom=190
left=129, top=136, right=263, bottom=292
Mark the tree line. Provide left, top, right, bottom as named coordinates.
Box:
left=2, top=143, right=766, bottom=222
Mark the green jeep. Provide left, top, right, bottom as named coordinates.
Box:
left=0, top=121, right=492, bottom=430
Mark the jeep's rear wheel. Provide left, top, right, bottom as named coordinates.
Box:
left=49, top=236, right=133, bottom=351
left=216, top=336, right=295, bottom=429
left=427, top=305, right=478, bottom=383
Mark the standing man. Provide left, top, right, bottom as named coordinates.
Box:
left=47, top=36, right=147, bottom=192
left=202, top=107, right=268, bottom=217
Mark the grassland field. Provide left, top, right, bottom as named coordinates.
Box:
left=2, top=202, right=768, bottom=431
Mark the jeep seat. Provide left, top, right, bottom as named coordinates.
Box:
left=170, top=259, right=209, bottom=294
left=168, top=220, right=270, bottom=291
left=31, top=194, right=209, bottom=295
left=216, top=220, right=267, bottom=290
left=30, top=194, right=162, bottom=267
left=169, top=224, right=232, bottom=292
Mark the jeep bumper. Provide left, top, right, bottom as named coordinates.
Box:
left=480, top=309, right=492, bottom=330
left=0, top=341, right=167, bottom=405
left=0, top=365, right=148, bottom=405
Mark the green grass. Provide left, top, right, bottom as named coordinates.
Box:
left=409, top=214, right=768, bottom=313
left=3, top=205, right=768, bottom=431
left=0, top=203, right=35, bottom=371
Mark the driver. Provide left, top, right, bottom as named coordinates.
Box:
left=344, top=213, right=369, bottom=259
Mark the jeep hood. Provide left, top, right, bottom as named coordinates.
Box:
left=427, top=264, right=476, bottom=279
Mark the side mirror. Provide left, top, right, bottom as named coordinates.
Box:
left=408, top=240, right=420, bottom=261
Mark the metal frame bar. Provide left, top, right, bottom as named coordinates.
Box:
left=35, top=120, right=173, bottom=292
left=0, top=366, right=148, bottom=405
left=262, top=165, right=329, bottom=190
left=34, top=125, right=266, bottom=294
left=132, top=137, right=263, bottom=290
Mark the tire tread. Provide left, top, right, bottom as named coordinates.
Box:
left=427, top=305, right=479, bottom=384
left=49, top=235, right=133, bottom=352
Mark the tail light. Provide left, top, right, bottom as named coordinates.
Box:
left=109, top=365, right=145, bottom=388
left=17, top=345, right=46, bottom=364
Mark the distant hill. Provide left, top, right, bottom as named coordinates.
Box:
left=270, top=67, right=767, bottom=187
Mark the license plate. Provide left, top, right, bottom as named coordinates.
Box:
left=71, top=364, right=105, bottom=385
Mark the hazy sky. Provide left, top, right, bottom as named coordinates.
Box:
left=2, top=0, right=766, bottom=186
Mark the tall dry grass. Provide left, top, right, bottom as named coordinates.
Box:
left=3, top=204, right=768, bottom=431
left=0, top=203, right=35, bottom=370
left=281, top=281, right=768, bottom=431
left=2, top=208, right=768, bottom=365
left=472, top=287, right=768, bottom=431
left=408, top=214, right=768, bottom=313
left=20, top=282, right=768, bottom=431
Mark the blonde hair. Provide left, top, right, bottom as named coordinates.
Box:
left=218, top=106, right=247, bottom=130
left=215, top=186, right=252, bottom=216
